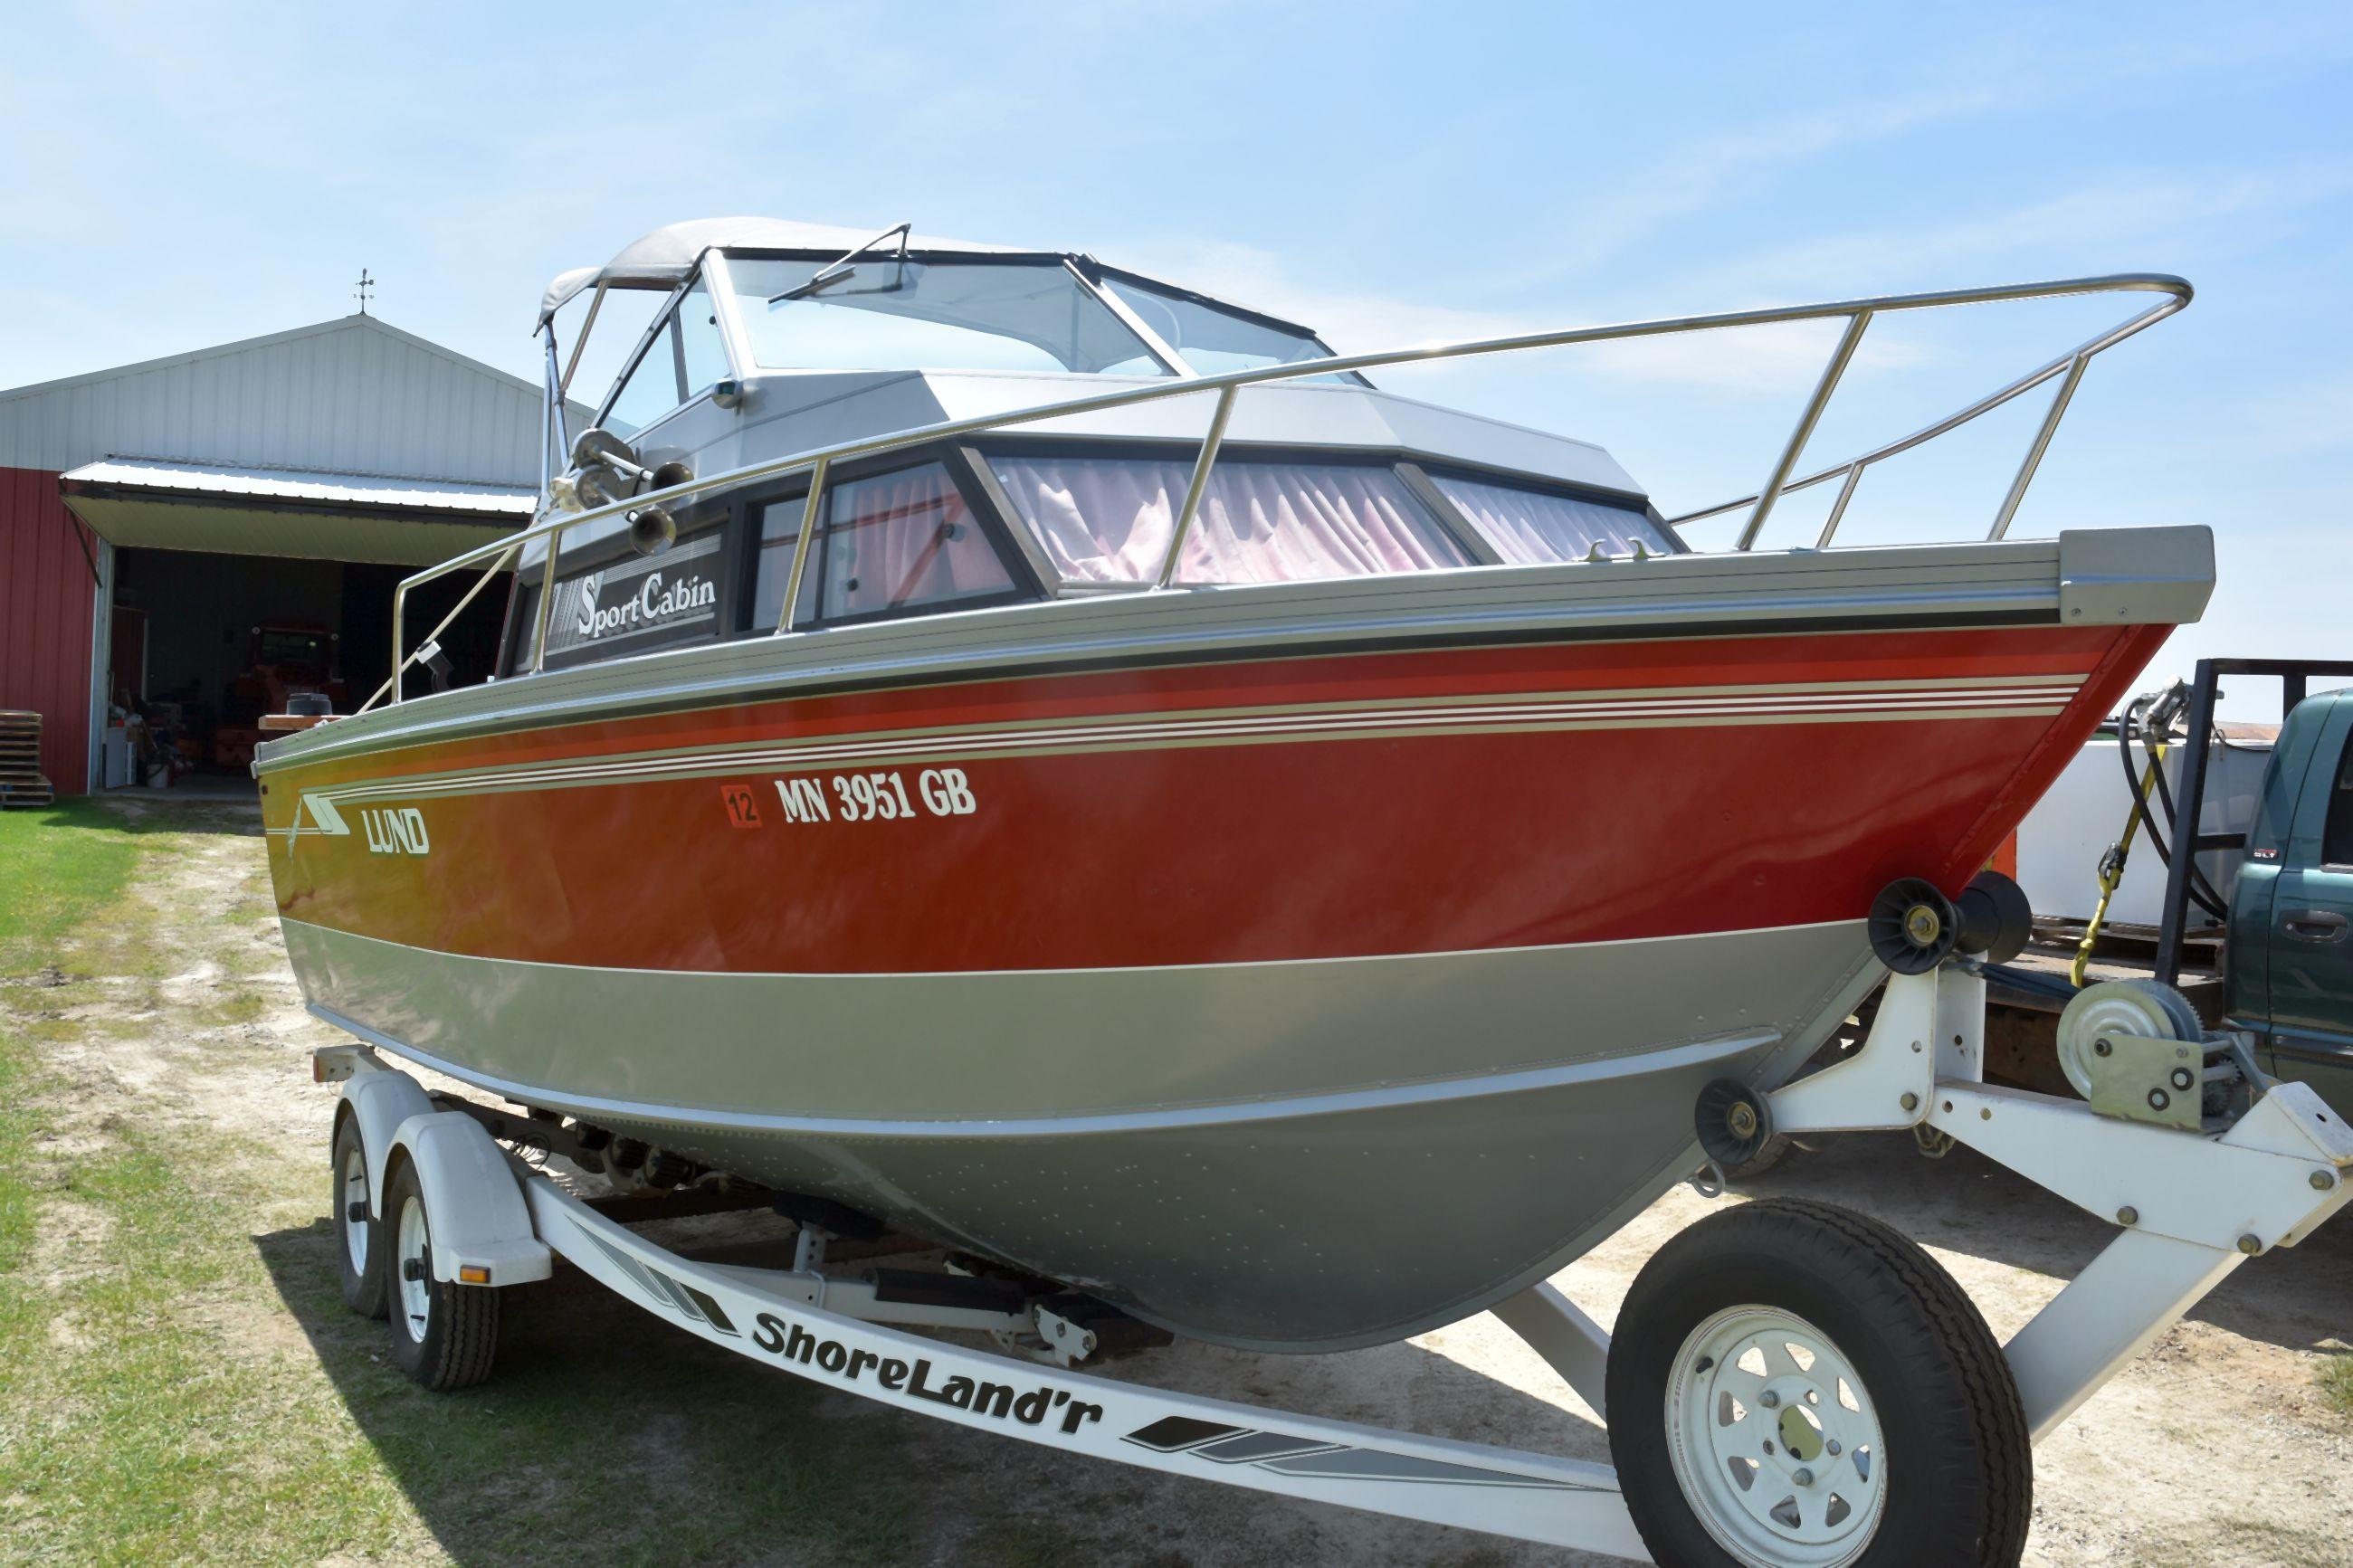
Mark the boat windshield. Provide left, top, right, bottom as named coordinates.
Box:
left=1097, top=274, right=1338, bottom=376
left=722, top=254, right=1173, bottom=376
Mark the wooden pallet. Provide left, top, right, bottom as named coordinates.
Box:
left=0, top=710, right=50, bottom=807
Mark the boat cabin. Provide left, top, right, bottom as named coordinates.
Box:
left=510, top=218, right=1676, bottom=676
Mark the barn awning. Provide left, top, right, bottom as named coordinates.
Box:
left=58, top=458, right=534, bottom=566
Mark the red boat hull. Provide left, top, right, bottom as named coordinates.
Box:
left=260, top=613, right=2168, bottom=1347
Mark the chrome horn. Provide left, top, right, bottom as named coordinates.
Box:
left=567, top=430, right=691, bottom=555
left=628, top=460, right=691, bottom=555
left=626, top=504, right=677, bottom=556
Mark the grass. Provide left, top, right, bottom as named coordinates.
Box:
left=0, top=800, right=919, bottom=1565
left=2320, top=1352, right=2353, bottom=1419
left=0, top=801, right=152, bottom=1281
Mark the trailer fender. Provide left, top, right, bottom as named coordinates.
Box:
left=386, top=1111, right=555, bottom=1288
left=339, top=1065, right=434, bottom=1221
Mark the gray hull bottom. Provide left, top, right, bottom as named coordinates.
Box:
left=289, top=918, right=1874, bottom=1350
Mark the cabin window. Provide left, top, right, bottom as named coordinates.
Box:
left=987, top=452, right=1473, bottom=587
left=721, top=256, right=1171, bottom=376
left=750, top=460, right=1024, bottom=629
left=748, top=491, right=823, bottom=632
left=1426, top=470, right=1676, bottom=563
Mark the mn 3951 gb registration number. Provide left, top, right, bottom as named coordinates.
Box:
left=722, top=767, right=978, bottom=828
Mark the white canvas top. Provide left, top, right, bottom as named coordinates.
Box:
left=538, top=217, right=1018, bottom=325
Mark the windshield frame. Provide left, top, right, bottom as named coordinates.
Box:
left=713, top=248, right=1186, bottom=379
left=1080, top=261, right=1370, bottom=387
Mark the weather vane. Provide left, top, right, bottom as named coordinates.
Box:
left=354, top=268, right=376, bottom=315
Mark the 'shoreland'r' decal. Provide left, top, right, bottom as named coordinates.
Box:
left=586, top=1230, right=1105, bottom=1436
left=578, top=1224, right=1606, bottom=1487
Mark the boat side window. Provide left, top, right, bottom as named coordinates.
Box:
left=987, top=450, right=1472, bottom=586
left=2323, top=726, right=2353, bottom=868
left=675, top=279, right=729, bottom=401
left=605, top=317, right=681, bottom=437
left=749, top=459, right=1026, bottom=630
left=748, top=490, right=823, bottom=632
left=1425, top=470, right=1678, bottom=563
left=603, top=280, right=729, bottom=438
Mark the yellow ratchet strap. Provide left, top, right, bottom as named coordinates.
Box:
left=2072, top=741, right=2168, bottom=987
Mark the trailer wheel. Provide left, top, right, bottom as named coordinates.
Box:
left=331, top=1117, right=387, bottom=1319
left=383, top=1158, right=501, bottom=1392
left=1606, top=1198, right=2029, bottom=1568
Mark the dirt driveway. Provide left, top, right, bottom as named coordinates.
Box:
left=5, top=798, right=2349, bottom=1565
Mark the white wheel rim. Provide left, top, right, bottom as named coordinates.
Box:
left=340, top=1147, right=370, bottom=1275
left=1665, top=1306, right=1888, bottom=1568
left=395, top=1195, right=432, bottom=1339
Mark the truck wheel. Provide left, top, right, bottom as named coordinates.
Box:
left=384, top=1158, right=501, bottom=1392
left=1607, top=1198, right=2029, bottom=1567
left=331, top=1117, right=387, bottom=1319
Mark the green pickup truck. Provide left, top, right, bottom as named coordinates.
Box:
left=2229, top=682, right=2353, bottom=1114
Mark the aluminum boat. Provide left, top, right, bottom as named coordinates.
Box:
left=256, top=219, right=2212, bottom=1352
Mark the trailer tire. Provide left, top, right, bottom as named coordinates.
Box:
left=383, top=1158, right=501, bottom=1392
left=331, top=1116, right=387, bottom=1319
left=1606, top=1197, right=2029, bottom=1568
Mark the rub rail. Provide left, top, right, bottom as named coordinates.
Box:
left=373, top=271, right=2190, bottom=711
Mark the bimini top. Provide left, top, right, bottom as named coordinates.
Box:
left=538, top=217, right=1023, bottom=326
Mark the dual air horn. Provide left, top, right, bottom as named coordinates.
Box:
left=569, top=428, right=690, bottom=556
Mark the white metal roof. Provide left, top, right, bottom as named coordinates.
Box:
left=56, top=454, right=528, bottom=566
left=59, top=457, right=537, bottom=516
left=0, top=314, right=546, bottom=483
left=539, top=217, right=1016, bottom=325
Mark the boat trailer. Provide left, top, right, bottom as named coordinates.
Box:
left=318, top=950, right=2351, bottom=1565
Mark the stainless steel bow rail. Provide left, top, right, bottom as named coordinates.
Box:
left=369, top=272, right=2189, bottom=712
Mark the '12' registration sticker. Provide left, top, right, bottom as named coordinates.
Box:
left=720, top=784, right=763, bottom=828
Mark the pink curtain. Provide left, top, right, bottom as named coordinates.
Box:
left=990, top=456, right=1472, bottom=586
left=824, top=464, right=1015, bottom=616
left=1431, top=472, right=1672, bottom=564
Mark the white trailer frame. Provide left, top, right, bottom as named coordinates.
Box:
left=323, top=963, right=2353, bottom=1564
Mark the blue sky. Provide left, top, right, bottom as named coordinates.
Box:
left=3, top=2, right=2347, bottom=711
